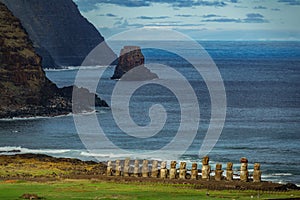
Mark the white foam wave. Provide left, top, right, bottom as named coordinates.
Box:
left=0, top=146, right=71, bottom=155
left=0, top=113, right=73, bottom=121
left=45, top=65, right=115, bottom=72
left=271, top=173, right=293, bottom=176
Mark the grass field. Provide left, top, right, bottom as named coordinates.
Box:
left=0, top=179, right=299, bottom=200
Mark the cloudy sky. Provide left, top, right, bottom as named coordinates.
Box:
left=74, top=0, right=300, bottom=40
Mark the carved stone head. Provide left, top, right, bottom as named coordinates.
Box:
left=124, top=158, right=130, bottom=166
left=161, top=161, right=167, bottom=169
left=143, top=159, right=148, bottom=166
left=152, top=160, right=158, bottom=168
left=202, top=156, right=209, bottom=165
left=254, top=163, right=260, bottom=170
left=134, top=160, right=139, bottom=167
left=216, top=163, right=222, bottom=170
left=192, top=163, right=197, bottom=170
left=227, top=162, right=233, bottom=170
left=116, top=160, right=120, bottom=165
left=180, top=162, right=186, bottom=169
left=170, top=161, right=177, bottom=169
left=241, top=163, right=248, bottom=170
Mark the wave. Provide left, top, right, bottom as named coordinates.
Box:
left=44, top=65, right=115, bottom=72
left=0, top=113, right=73, bottom=121
left=0, top=146, right=72, bottom=155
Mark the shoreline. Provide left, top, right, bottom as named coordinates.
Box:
left=0, top=153, right=299, bottom=192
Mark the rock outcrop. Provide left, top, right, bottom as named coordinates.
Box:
left=111, top=46, right=158, bottom=80
left=0, top=0, right=116, bottom=68
left=0, top=2, right=107, bottom=118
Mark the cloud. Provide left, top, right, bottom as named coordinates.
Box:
left=246, top=13, right=264, bottom=18
left=170, top=0, right=227, bottom=7
left=106, top=13, right=118, bottom=17
left=175, top=14, right=196, bottom=17
left=277, top=0, right=300, bottom=5
left=227, top=0, right=239, bottom=3
left=253, top=6, right=267, bottom=9
left=114, top=19, right=144, bottom=28
left=202, top=14, right=222, bottom=18
left=202, top=18, right=241, bottom=23
left=74, top=0, right=228, bottom=12
left=201, top=13, right=269, bottom=23
left=243, top=13, right=269, bottom=23
left=137, top=16, right=170, bottom=20
left=145, top=23, right=204, bottom=27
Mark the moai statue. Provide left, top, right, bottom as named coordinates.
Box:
left=151, top=160, right=159, bottom=178
left=226, top=162, right=233, bottom=181
left=160, top=161, right=168, bottom=179
left=142, top=160, right=149, bottom=177
left=133, top=160, right=140, bottom=177
left=106, top=161, right=113, bottom=176
left=169, top=161, right=177, bottom=179
left=191, top=163, right=198, bottom=180
left=214, top=163, right=224, bottom=181
left=179, top=162, right=187, bottom=179
left=201, top=156, right=211, bottom=180
left=253, top=163, right=262, bottom=182
left=240, top=157, right=249, bottom=182
left=115, top=160, right=121, bottom=176
left=123, top=158, right=130, bottom=177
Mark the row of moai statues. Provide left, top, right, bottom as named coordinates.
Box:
left=106, top=156, right=261, bottom=182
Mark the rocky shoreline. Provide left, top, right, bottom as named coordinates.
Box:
left=0, top=153, right=299, bottom=192
left=0, top=2, right=108, bottom=119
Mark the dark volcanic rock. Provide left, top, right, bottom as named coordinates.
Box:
left=111, top=46, right=158, bottom=80
left=0, top=0, right=116, bottom=68
left=0, top=2, right=107, bottom=118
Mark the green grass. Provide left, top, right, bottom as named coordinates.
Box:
left=0, top=179, right=299, bottom=200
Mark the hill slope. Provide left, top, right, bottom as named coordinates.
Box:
left=0, top=0, right=116, bottom=68
left=0, top=2, right=107, bottom=118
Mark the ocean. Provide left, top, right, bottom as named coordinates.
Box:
left=0, top=41, right=299, bottom=185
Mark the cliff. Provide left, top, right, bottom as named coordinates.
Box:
left=111, top=46, right=158, bottom=80
left=0, top=0, right=116, bottom=68
left=0, top=2, right=107, bottom=118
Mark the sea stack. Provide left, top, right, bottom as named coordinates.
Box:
left=111, top=46, right=158, bottom=80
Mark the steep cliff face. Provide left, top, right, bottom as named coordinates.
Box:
left=0, top=2, right=107, bottom=118
left=0, top=0, right=116, bottom=68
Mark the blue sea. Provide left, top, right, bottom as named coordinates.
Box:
left=0, top=41, right=299, bottom=185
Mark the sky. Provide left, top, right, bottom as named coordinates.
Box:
left=74, top=0, right=300, bottom=41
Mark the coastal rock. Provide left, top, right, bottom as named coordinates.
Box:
left=111, top=46, right=158, bottom=80
left=0, top=2, right=107, bottom=118
left=0, top=0, right=116, bottom=68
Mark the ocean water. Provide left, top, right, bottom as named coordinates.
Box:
left=0, top=41, right=299, bottom=185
